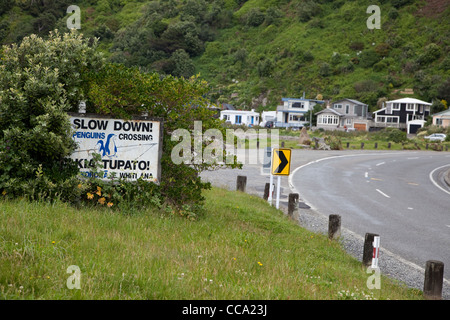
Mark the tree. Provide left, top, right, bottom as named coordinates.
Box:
left=86, top=63, right=241, bottom=209
left=0, top=30, right=104, bottom=199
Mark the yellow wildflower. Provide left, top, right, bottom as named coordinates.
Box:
left=87, top=192, right=94, bottom=199
left=107, top=202, right=113, bottom=208
left=96, top=186, right=102, bottom=196
left=98, top=197, right=106, bottom=205
left=2, top=190, right=6, bottom=196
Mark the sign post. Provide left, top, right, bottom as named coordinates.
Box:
left=271, top=148, right=291, bottom=209
left=371, top=236, right=380, bottom=269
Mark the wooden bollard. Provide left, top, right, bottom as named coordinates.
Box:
left=236, top=175, right=247, bottom=192
left=288, top=193, right=299, bottom=217
left=374, top=142, right=378, bottom=149
left=346, top=142, right=350, bottom=149
left=281, top=141, right=285, bottom=148
left=424, top=260, right=444, bottom=300
left=328, top=214, right=341, bottom=240
left=362, top=233, right=379, bottom=267
left=361, top=142, right=364, bottom=149
left=263, top=182, right=270, bottom=200
left=388, top=142, right=391, bottom=149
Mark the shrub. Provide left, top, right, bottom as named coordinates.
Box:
left=417, top=43, right=441, bottom=66
left=244, top=8, right=265, bottom=27
left=297, top=0, right=322, bottom=22
left=87, top=63, right=241, bottom=211
left=0, top=30, right=104, bottom=201
left=257, top=58, right=273, bottom=77
left=324, top=135, right=343, bottom=150
left=375, top=128, right=407, bottom=143
left=359, top=49, right=380, bottom=68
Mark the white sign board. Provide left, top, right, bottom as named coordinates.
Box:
left=69, top=114, right=162, bottom=183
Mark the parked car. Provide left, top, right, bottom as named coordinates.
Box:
left=265, top=121, right=274, bottom=128
left=424, top=133, right=447, bottom=142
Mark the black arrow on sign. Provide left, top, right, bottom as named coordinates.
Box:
left=274, top=150, right=288, bottom=173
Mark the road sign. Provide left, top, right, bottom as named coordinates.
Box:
left=271, top=148, right=291, bottom=176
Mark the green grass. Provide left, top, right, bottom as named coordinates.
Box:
left=0, top=188, right=423, bottom=300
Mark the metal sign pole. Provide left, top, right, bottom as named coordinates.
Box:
left=276, top=175, right=281, bottom=209
left=268, top=173, right=273, bottom=205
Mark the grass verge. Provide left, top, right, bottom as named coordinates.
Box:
left=0, top=188, right=423, bottom=300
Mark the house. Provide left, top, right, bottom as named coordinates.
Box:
left=220, top=109, right=260, bottom=126
left=372, top=98, right=431, bottom=134
left=260, top=111, right=277, bottom=127
left=275, top=97, right=324, bottom=129
left=315, top=98, right=370, bottom=131
left=432, top=109, right=450, bottom=129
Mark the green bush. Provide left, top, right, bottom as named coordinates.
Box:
left=244, top=8, right=266, bottom=27
left=375, top=128, right=407, bottom=143
left=0, top=30, right=104, bottom=201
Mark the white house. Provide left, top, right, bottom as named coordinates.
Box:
left=260, top=111, right=277, bottom=126
left=275, top=97, right=324, bottom=129
left=220, top=109, right=260, bottom=127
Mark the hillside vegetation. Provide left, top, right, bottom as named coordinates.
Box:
left=1, top=0, right=449, bottom=112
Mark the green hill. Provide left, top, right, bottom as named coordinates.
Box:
left=1, top=0, right=449, bottom=112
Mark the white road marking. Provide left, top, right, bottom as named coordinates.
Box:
left=365, top=172, right=369, bottom=178
left=376, top=189, right=390, bottom=198
left=408, top=207, right=413, bottom=210
left=429, top=164, right=450, bottom=196
left=376, top=162, right=385, bottom=166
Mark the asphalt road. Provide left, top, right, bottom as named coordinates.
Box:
left=289, top=151, right=450, bottom=280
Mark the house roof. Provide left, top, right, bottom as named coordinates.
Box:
left=220, top=110, right=259, bottom=115
left=387, top=98, right=432, bottom=105
left=432, top=108, right=450, bottom=116
left=282, top=97, right=325, bottom=103
left=315, top=108, right=344, bottom=116
left=332, top=98, right=367, bottom=106
left=221, top=103, right=235, bottom=110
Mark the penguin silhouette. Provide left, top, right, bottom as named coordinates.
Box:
left=96, top=134, right=117, bottom=158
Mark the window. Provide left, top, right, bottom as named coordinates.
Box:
left=436, top=118, right=443, bottom=126
left=392, top=103, right=400, bottom=111
left=345, top=105, right=350, bottom=114
left=406, top=104, right=415, bottom=111
left=235, top=115, right=242, bottom=124
left=386, top=104, right=392, bottom=114
left=334, top=104, right=342, bottom=109
left=346, top=119, right=352, bottom=125
left=292, top=102, right=305, bottom=109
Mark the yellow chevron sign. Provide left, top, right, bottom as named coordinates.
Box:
left=271, top=148, right=291, bottom=176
